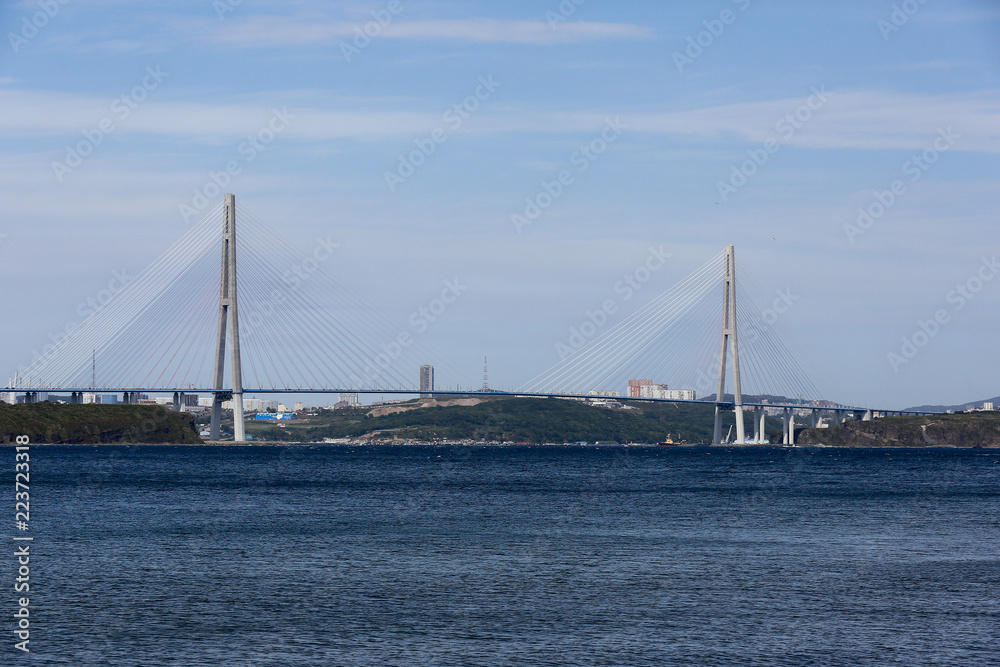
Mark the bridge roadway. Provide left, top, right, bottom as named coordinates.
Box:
left=9, top=387, right=930, bottom=418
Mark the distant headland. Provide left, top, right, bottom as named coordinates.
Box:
left=798, top=412, right=1000, bottom=448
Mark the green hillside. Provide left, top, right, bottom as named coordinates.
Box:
left=245, top=397, right=781, bottom=444
left=0, top=402, right=203, bottom=444
left=798, top=412, right=1000, bottom=447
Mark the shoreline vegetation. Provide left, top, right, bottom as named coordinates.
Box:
left=1, top=397, right=997, bottom=447
left=798, top=411, right=1000, bottom=448
left=0, top=402, right=201, bottom=444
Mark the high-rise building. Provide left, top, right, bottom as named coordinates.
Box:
left=242, top=398, right=270, bottom=413
left=637, top=383, right=696, bottom=401
left=419, top=365, right=434, bottom=398
left=628, top=379, right=652, bottom=398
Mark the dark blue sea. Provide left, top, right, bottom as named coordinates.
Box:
left=8, top=445, right=1000, bottom=665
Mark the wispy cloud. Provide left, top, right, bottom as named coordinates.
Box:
left=0, top=89, right=438, bottom=140
left=1, top=87, right=997, bottom=154
left=920, top=6, right=1000, bottom=23
left=876, top=60, right=969, bottom=72
left=626, top=91, right=1000, bottom=153
left=210, top=17, right=652, bottom=47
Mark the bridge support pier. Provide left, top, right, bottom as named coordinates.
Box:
left=782, top=408, right=790, bottom=445
left=713, top=406, right=722, bottom=444
left=734, top=406, right=745, bottom=445
left=210, top=394, right=223, bottom=440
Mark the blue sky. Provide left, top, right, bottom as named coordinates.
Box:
left=1, top=0, right=998, bottom=409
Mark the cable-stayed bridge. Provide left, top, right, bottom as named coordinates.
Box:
left=10, top=194, right=926, bottom=444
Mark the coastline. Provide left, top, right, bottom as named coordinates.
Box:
left=12, top=440, right=997, bottom=448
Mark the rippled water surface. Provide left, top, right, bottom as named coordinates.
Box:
left=12, top=445, right=1000, bottom=665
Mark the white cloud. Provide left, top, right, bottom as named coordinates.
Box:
left=920, top=7, right=1000, bottom=23
left=0, top=89, right=439, bottom=140
left=625, top=91, right=1000, bottom=153
left=209, top=17, right=652, bottom=47
left=381, top=19, right=651, bottom=44
left=0, top=87, right=997, bottom=153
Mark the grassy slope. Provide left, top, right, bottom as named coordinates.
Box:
left=798, top=412, right=1000, bottom=447
left=0, top=402, right=203, bottom=444
left=245, top=397, right=784, bottom=444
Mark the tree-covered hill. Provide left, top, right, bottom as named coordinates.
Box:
left=248, top=397, right=778, bottom=444
left=0, top=402, right=202, bottom=444
left=798, top=412, right=1000, bottom=448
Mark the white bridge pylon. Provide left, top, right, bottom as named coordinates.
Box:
left=713, top=244, right=744, bottom=445
left=210, top=194, right=245, bottom=442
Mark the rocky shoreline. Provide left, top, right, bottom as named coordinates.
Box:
left=798, top=412, right=1000, bottom=448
